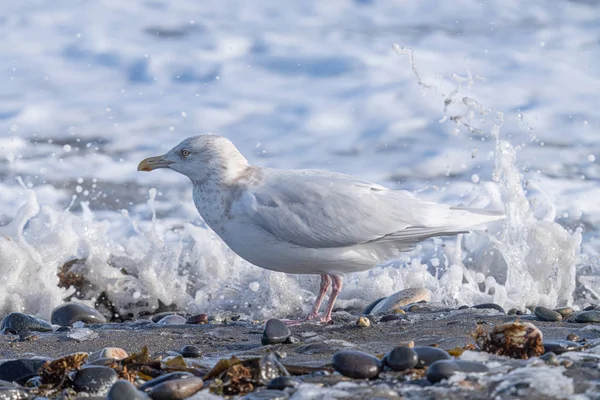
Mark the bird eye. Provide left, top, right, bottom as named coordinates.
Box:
left=181, top=149, right=191, bottom=157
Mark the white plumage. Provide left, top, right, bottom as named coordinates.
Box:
left=138, top=135, right=504, bottom=323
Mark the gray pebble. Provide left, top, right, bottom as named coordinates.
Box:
left=157, top=315, right=187, bottom=325
left=139, top=372, right=194, bottom=392
left=426, top=360, right=488, bottom=383
left=108, top=380, right=150, bottom=400
left=378, top=314, right=405, bottom=323
left=471, top=303, right=505, bottom=314
left=575, top=310, right=600, bottom=323
left=534, top=306, right=562, bottom=322
left=262, top=319, right=291, bottom=345
left=361, top=297, right=386, bottom=315
left=267, top=376, right=300, bottom=390
left=243, top=389, right=289, bottom=400
left=151, top=312, right=185, bottom=323
left=0, top=358, right=48, bottom=384
left=147, top=377, right=204, bottom=400
left=51, top=303, right=106, bottom=326
left=543, top=340, right=581, bottom=354
left=383, top=346, right=418, bottom=371
left=413, top=346, right=451, bottom=367
left=0, top=313, right=53, bottom=334
left=540, top=352, right=558, bottom=365
left=73, top=366, right=117, bottom=395
left=332, top=350, right=382, bottom=379
left=180, top=345, right=202, bottom=358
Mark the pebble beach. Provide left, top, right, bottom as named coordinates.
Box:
left=1, top=289, right=599, bottom=399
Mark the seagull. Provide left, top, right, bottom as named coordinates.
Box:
left=138, top=135, right=504, bottom=323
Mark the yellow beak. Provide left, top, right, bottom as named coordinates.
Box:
left=137, top=155, right=173, bottom=171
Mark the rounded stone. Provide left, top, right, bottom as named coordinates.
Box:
left=361, top=297, right=386, bottom=315
left=378, top=314, right=405, bottom=323
left=261, top=319, right=291, bottom=345
left=138, top=372, right=194, bottom=392
left=51, top=303, right=106, bottom=326
left=0, top=313, right=53, bottom=333
left=267, top=376, right=301, bottom=390
left=413, top=346, right=452, bottom=367
left=426, top=360, right=489, bottom=383
left=534, top=306, right=562, bottom=322
left=332, top=350, right=382, bottom=379
left=543, top=340, right=581, bottom=354
left=0, top=358, right=48, bottom=384
left=73, top=366, right=118, bottom=395
left=554, top=307, right=575, bottom=317
left=186, top=314, right=208, bottom=324
left=575, top=310, right=600, bottom=323
left=88, top=347, right=128, bottom=363
left=243, top=389, right=289, bottom=400
left=108, top=380, right=150, bottom=400
left=566, top=333, right=579, bottom=341
left=147, top=377, right=204, bottom=400
left=151, top=312, right=185, bottom=323
left=471, top=303, right=506, bottom=314
left=180, top=345, right=202, bottom=358
left=383, top=346, right=419, bottom=371
left=157, top=314, right=187, bottom=325
left=370, top=288, right=431, bottom=314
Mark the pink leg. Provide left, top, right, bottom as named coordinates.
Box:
left=307, top=274, right=331, bottom=319
left=283, top=274, right=331, bottom=325
left=321, top=275, right=343, bottom=323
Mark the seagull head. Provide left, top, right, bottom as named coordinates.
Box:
left=137, top=135, right=249, bottom=184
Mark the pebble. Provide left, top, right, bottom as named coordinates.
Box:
left=575, top=310, right=600, bottom=323
left=0, top=358, right=47, bottom=384
left=180, top=345, right=202, bottom=358
left=383, top=346, right=419, bottom=371
left=73, top=366, right=117, bottom=395
left=540, top=352, right=559, bottom=365
left=139, top=372, right=194, bottom=392
left=567, top=333, right=579, bottom=341
left=267, top=376, right=301, bottom=390
left=554, top=307, right=575, bottom=317
left=243, top=389, right=289, bottom=400
left=262, top=319, right=291, bottom=345
left=355, top=316, right=370, bottom=327
left=88, top=347, right=129, bottom=363
left=507, top=308, right=520, bottom=315
left=413, top=346, right=452, bottom=367
left=18, top=331, right=38, bottom=341
left=361, top=297, right=386, bottom=315
left=51, top=303, right=106, bottom=326
left=0, top=313, right=53, bottom=333
left=370, top=288, right=431, bottom=314
left=471, top=303, right=506, bottom=314
left=186, top=313, right=208, bottom=324
left=151, top=312, right=184, bottom=322
left=379, top=314, right=406, bottom=323
left=157, top=314, right=187, bottom=325
left=332, top=350, right=382, bottom=379
left=543, top=340, right=581, bottom=354
left=146, top=377, right=204, bottom=400
left=426, top=360, right=489, bottom=383
left=534, top=306, right=562, bottom=322
left=108, top=380, right=150, bottom=400
left=583, top=305, right=599, bottom=311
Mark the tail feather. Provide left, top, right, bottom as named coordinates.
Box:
left=367, top=207, right=504, bottom=245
